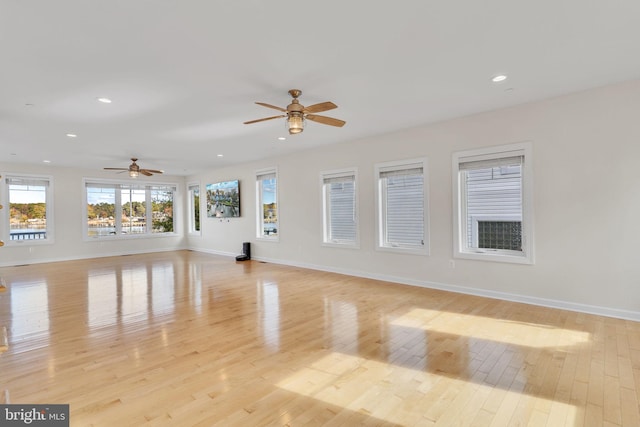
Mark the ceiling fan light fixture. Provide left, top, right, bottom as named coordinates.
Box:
left=245, top=89, right=344, bottom=133
left=105, top=158, right=162, bottom=177
left=287, top=113, right=304, bottom=135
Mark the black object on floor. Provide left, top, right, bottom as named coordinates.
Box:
left=236, top=242, right=251, bottom=261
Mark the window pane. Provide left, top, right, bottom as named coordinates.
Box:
left=477, top=220, right=522, bottom=250
left=151, top=189, right=174, bottom=233
left=8, top=183, right=47, bottom=240
left=384, top=174, right=424, bottom=246
left=259, top=176, right=278, bottom=238
left=464, top=165, right=522, bottom=251
left=189, top=185, right=200, bottom=232
left=454, top=143, right=532, bottom=263
left=121, top=188, right=146, bottom=234
left=87, top=187, right=116, bottom=237
left=327, top=180, right=356, bottom=242
left=85, top=182, right=177, bottom=238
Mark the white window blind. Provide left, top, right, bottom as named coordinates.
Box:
left=323, top=172, right=356, bottom=244
left=459, top=152, right=524, bottom=252
left=257, top=171, right=276, bottom=181
left=6, top=177, right=50, bottom=188
left=149, top=184, right=178, bottom=192
left=379, top=164, right=424, bottom=248
left=86, top=182, right=176, bottom=192
left=459, top=155, right=523, bottom=171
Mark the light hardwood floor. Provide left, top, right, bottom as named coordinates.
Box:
left=0, top=250, right=639, bottom=426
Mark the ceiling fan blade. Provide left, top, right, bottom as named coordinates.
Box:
left=305, top=114, right=346, bottom=127
left=104, top=167, right=129, bottom=171
left=244, top=115, right=286, bottom=125
left=255, top=102, right=287, bottom=112
left=142, top=169, right=163, bottom=174
left=140, top=170, right=153, bottom=176
left=304, top=101, right=337, bottom=114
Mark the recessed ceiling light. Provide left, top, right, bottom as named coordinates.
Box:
left=217, top=154, right=223, bottom=157
left=492, top=75, right=507, bottom=83
left=66, top=133, right=77, bottom=138
left=278, top=137, right=286, bottom=141
left=43, top=160, right=51, bottom=163
left=97, top=97, right=112, bottom=103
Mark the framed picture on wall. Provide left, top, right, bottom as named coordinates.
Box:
left=206, top=180, right=240, bottom=218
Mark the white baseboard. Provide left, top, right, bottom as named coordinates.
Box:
left=189, top=247, right=237, bottom=258
left=250, top=255, right=640, bottom=322
left=0, top=245, right=189, bottom=268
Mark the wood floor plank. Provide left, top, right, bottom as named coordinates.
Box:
left=0, top=250, right=639, bottom=426
left=620, top=386, right=640, bottom=426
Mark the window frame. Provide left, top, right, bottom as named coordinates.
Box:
left=187, top=182, right=201, bottom=236
left=320, top=167, right=359, bottom=249
left=256, top=167, right=279, bottom=241
left=374, top=158, right=429, bottom=255
left=83, top=178, right=178, bottom=241
left=452, top=142, right=534, bottom=264
left=2, top=173, right=55, bottom=246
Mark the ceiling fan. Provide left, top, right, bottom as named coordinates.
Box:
left=103, top=158, right=163, bottom=178
left=244, top=89, right=346, bottom=135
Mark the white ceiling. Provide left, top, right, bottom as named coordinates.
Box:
left=2, top=1, right=640, bottom=176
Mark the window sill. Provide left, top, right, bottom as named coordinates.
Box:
left=376, top=245, right=429, bottom=256
left=4, top=238, right=54, bottom=247
left=84, top=232, right=179, bottom=242
left=455, top=250, right=533, bottom=265
left=322, top=241, right=360, bottom=250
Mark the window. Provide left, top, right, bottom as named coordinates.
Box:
left=121, top=186, right=147, bottom=235
left=375, top=158, right=428, bottom=254
left=84, top=180, right=177, bottom=239
left=321, top=168, right=358, bottom=247
left=3, top=175, right=53, bottom=244
left=150, top=185, right=174, bottom=233
left=188, top=183, right=201, bottom=234
left=452, top=142, right=534, bottom=263
left=256, top=168, right=278, bottom=240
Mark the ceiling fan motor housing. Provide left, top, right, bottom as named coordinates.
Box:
left=244, top=88, right=345, bottom=130
left=287, top=100, right=304, bottom=114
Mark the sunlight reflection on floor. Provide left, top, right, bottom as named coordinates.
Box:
left=390, top=308, right=591, bottom=348
left=277, top=352, right=578, bottom=425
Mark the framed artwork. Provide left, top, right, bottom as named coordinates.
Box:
left=206, top=180, right=240, bottom=218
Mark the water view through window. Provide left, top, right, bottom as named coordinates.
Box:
left=86, top=182, right=175, bottom=237
left=8, top=177, right=49, bottom=240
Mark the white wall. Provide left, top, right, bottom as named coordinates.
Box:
left=188, top=79, right=640, bottom=320
left=2, top=80, right=639, bottom=320
left=0, top=164, right=187, bottom=266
